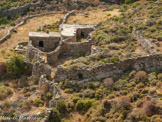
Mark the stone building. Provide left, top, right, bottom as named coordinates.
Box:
left=27, top=22, right=96, bottom=64
left=29, top=32, right=61, bottom=52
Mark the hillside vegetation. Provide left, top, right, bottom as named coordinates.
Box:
left=63, top=1, right=161, bottom=69
left=0, top=0, right=38, bottom=11
left=52, top=70, right=162, bottom=122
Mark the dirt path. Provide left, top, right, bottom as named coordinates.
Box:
left=0, top=13, right=64, bottom=61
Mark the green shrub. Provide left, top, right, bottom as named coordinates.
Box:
left=88, top=82, right=95, bottom=89
left=10, top=22, right=16, bottom=26
left=46, top=92, right=53, bottom=100
left=34, top=98, right=44, bottom=107
left=148, top=89, right=157, bottom=95
left=108, top=94, right=115, bottom=99
left=156, top=20, right=161, bottom=24
left=95, top=88, right=103, bottom=99
left=49, top=108, right=61, bottom=122
left=75, top=99, right=94, bottom=114
left=107, top=13, right=111, bottom=16
left=110, top=57, right=120, bottom=63
left=6, top=55, right=28, bottom=76
left=0, top=17, right=10, bottom=25
left=64, top=88, right=73, bottom=93
left=125, top=0, right=132, bottom=4
left=56, top=99, right=67, bottom=114
left=83, top=89, right=95, bottom=98
left=77, top=52, right=85, bottom=58
left=73, top=97, right=80, bottom=104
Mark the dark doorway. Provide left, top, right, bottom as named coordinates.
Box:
left=39, top=41, right=44, bottom=47
left=78, top=73, right=83, bottom=79
left=81, top=31, right=85, bottom=38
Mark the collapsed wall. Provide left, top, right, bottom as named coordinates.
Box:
left=54, top=53, right=162, bottom=82
left=133, top=29, right=157, bottom=54
left=46, top=35, right=93, bottom=65
left=32, top=62, right=53, bottom=80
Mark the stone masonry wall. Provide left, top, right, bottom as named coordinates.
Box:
left=26, top=41, right=45, bottom=62
left=61, top=37, right=92, bottom=57
left=54, top=53, right=162, bottom=82
left=30, top=35, right=61, bottom=52
left=0, top=0, right=43, bottom=18
left=132, top=29, right=157, bottom=54
left=32, top=62, right=53, bottom=80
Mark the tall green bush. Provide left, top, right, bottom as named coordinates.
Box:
left=6, top=56, right=28, bottom=76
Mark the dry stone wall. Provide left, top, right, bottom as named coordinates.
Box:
left=54, top=53, right=162, bottom=82
left=26, top=41, right=46, bottom=62
left=133, top=29, right=157, bottom=54
left=30, top=34, right=61, bottom=52
left=61, top=10, right=75, bottom=25
left=32, top=62, right=53, bottom=80
left=0, top=0, right=43, bottom=18
left=0, top=11, right=62, bottom=44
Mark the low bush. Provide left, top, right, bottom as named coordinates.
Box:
left=135, top=71, right=148, bottom=83
left=110, top=57, right=120, bottom=63
left=49, top=108, right=61, bottom=122
left=88, top=82, right=96, bottom=89
left=56, top=99, right=67, bottom=114
left=6, top=55, right=28, bottom=76
left=64, top=88, right=73, bottom=93
left=0, top=87, right=13, bottom=100
left=142, top=101, right=156, bottom=116
left=103, top=78, right=114, bottom=88
left=46, top=92, right=53, bottom=100
left=95, top=88, right=103, bottom=99
left=75, top=99, right=94, bottom=114
left=34, top=98, right=44, bottom=107
left=0, top=62, right=6, bottom=76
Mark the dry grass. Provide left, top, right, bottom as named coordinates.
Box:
left=0, top=28, right=9, bottom=39
left=67, top=9, right=120, bottom=24
left=0, top=13, right=64, bottom=61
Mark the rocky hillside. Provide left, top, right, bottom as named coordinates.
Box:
left=63, top=0, right=161, bottom=69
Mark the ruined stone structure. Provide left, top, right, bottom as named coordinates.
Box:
left=132, top=29, right=157, bottom=54
left=27, top=11, right=96, bottom=65
left=29, top=32, right=61, bottom=52
left=54, top=53, right=162, bottom=82
left=24, top=10, right=162, bottom=85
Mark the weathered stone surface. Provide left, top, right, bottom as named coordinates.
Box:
left=54, top=53, right=162, bottom=82
left=32, top=62, right=53, bottom=79
left=133, top=29, right=157, bottom=54
left=0, top=0, right=43, bottom=18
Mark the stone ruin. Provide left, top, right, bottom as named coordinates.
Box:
left=26, top=11, right=162, bottom=84
left=26, top=11, right=97, bottom=65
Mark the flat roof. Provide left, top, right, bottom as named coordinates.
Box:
left=29, top=32, right=61, bottom=38
left=61, top=24, right=95, bottom=37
